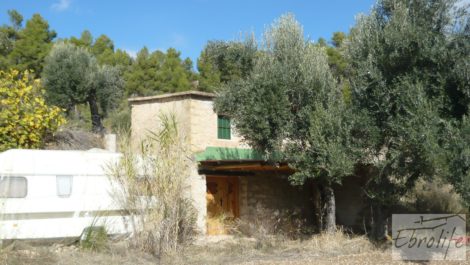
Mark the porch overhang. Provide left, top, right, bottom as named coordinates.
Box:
left=195, top=147, right=293, bottom=176
left=195, top=147, right=266, bottom=161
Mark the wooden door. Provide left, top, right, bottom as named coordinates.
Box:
left=206, top=176, right=239, bottom=235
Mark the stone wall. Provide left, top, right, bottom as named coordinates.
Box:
left=186, top=163, right=207, bottom=234
left=130, top=94, right=247, bottom=152
left=189, top=98, right=246, bottom=153
left=130, top=97, right=192, bottom=147
left=238, top=173, right=365, bottom=232
left=239, top=175, right=314, bottom=222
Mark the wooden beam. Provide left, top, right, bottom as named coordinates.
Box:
left=198, top=170, right=255, bottom=176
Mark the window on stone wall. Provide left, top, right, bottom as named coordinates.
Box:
left=217, top=115, right=231, bottom=140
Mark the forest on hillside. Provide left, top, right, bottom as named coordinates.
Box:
left=0, top=8, right=350, bottom=134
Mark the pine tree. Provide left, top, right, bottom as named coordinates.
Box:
left=197, top=38, right=257, bottom=91
left=125, top=47, right=160, bottom=96
left=0, top=10, right=23, bottom=70
left=159, top=48, right=192, bottom=93
left=9, top=14, right=56, bottom=75
left=125, top=47, right=194, bottom=96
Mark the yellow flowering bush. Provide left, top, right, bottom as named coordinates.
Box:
left=0, top=70, right=66, bottom=151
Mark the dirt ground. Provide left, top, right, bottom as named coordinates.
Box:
left=1, top=234, right=469, bottom=265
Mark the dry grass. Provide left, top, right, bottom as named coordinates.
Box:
left=234, top=205, right=311, bottom=243
left=44, top=128, right=104, bottom=150
left=0, top=241, right=155, bottom=265
left=163, top=231, right=374, bottom=265
left=156, top=232, right=470, bottom=265
left=1, top=233, right=469, bottom=265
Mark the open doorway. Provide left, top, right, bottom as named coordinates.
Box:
left=206, top=176, right=239, bottom=235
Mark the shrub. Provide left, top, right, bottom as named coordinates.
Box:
left=0, top=70, right=65, bottom=151
left=104, top=102, right=131, bottom=133
left=402, top=178, right=465, bottom=214
left=80, top=226, right=108, bottom=252
left=108, top=112, right=196, bottom=257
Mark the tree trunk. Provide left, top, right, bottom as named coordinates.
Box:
left=323, top=184, right=336, bottom=233
left=88, top=93, right=104, bottom=133
left=73, top=105, right=80, bottom=120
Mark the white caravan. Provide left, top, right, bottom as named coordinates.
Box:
left=0, top=149, right=130, bottom=240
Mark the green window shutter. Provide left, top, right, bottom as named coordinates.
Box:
left=217, top=116, right=223, bottom=139
left=217, top=115, right=231, bottom=140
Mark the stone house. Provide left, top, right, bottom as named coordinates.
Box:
left=129, top=91, right=365, bottom=235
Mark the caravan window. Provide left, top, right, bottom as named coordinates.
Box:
left=0, top=177, right=27, bottom=198
left=56, top=175, right=73, bottom=198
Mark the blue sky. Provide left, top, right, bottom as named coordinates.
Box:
left=0, top=0, right=375, bottom=64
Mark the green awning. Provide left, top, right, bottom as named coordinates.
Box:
left=195, top=147, right=265, bottom=161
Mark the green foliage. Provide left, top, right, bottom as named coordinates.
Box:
left=125, top=47, right=160, bottom=96
left=43, top=42, right=124, bottom=132
left=0, top=9, right=194, bottom=100
left=446, top=7, right=470, bottom=118
left=331, top=32, right=345, bottom=48
left=43, top=42, right=97, bottom=110
left=96, top=65, right=124, bottom=115
left=197, top=38, right=257, bottom=91
left=104, top=100, right=131, bottom=133
left=110, top=48, right=133, bottom=67
left=91, top=34, right=115, bottom=65
left=346, top=0, right=467, bottom=208
left=315, top=32, right=351, bottom=104
left=446, top=117, right=470, bottom=207
left=316, top=37, right=327, bottom=47
left=215, top=14, right=368, bottom=232
left=315, top=32, right=349, bottom=85
left=64, top=104, right=93, bottom=131
left=351, top=0, right=469, bottom=118
left=69, top=30, right=93, bottom=48
left=80, top=226, right=108, bottom=252
left=0, top=10, right=23, bottom=70
left=7, top=10, right=23, bottom=30
left=8, top=13, right=56, bottom=75
left=197, top=54, right=220, bottom=92
left=68, top=31, right=133, bottom=71
left=124, top=47, right=195, bottom=96
left=0, top=70, right=65, bottom=151
left=91, top=35, right=114, bottom=55
left=325, top=37, right=348, bottom=80
left=216, top=14, right=360, bottom=187
left=159, top=48, right=193, bottom=93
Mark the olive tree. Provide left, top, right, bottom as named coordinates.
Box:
left=43, top=42, right=123, bottom=133
left=346, top=0, right=467, bottom=238
left=216, top=14, right=366, bottom=232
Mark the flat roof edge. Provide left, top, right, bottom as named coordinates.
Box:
left=128, top=91, right=216, bottom=103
